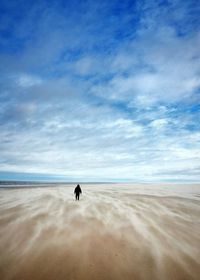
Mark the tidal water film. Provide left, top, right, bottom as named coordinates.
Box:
left=0, top=183, right=200, bottom=280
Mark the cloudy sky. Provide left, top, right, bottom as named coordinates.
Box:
left=0, top=0, right=200, bottom=182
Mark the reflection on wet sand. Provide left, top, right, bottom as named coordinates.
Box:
left=0, top=184, right=200, bottom=280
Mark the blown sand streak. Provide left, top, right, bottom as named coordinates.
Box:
left=0, top=184, right=200, bottom=280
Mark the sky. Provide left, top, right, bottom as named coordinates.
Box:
left=0, top=0, right=200, bottom=182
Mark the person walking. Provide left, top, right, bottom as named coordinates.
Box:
left=74, top=184, right=82, bottom=200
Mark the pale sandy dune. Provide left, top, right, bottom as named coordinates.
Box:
left=0, top=184, right=200, bottom=280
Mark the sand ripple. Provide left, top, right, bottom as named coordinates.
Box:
left=0, top=184, right=200, bottom=280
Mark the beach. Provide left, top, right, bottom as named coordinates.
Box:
left=0, top=183, right=200, bottom=280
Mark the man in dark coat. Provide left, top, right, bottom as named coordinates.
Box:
left=74, top=184, right=82, bottom=200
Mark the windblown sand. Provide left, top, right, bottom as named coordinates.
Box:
left=0, top=184, right=200, bottom=280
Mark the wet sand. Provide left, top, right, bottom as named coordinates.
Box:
left=0, top=184, right=200, bottom=280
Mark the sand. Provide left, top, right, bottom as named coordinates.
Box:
left=0, top=183, right=200, bottom=280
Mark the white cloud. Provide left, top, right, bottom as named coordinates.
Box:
left=91, top=26, right=200, bottom=107
left=149, top=118, right=168, bottom=129
left=73, top=57, right=95, bottom=76
left=16, top=73, right=42, bottom=88
left=0, top=0, right=199, bottom=182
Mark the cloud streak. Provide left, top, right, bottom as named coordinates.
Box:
left=0, top=0, right=200, bottom=181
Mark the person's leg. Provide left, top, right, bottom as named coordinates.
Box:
left=75, top=194, right=78, bottom=200
left=77, top=194, right=79, bottom=200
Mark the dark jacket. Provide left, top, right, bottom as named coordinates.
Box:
left=74, top=185, right=82, bottom=194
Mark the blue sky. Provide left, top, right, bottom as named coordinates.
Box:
left=0, top=0, right=200, bottom=182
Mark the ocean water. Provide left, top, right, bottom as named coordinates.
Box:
left=0, top=183, right=200, bottom=280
